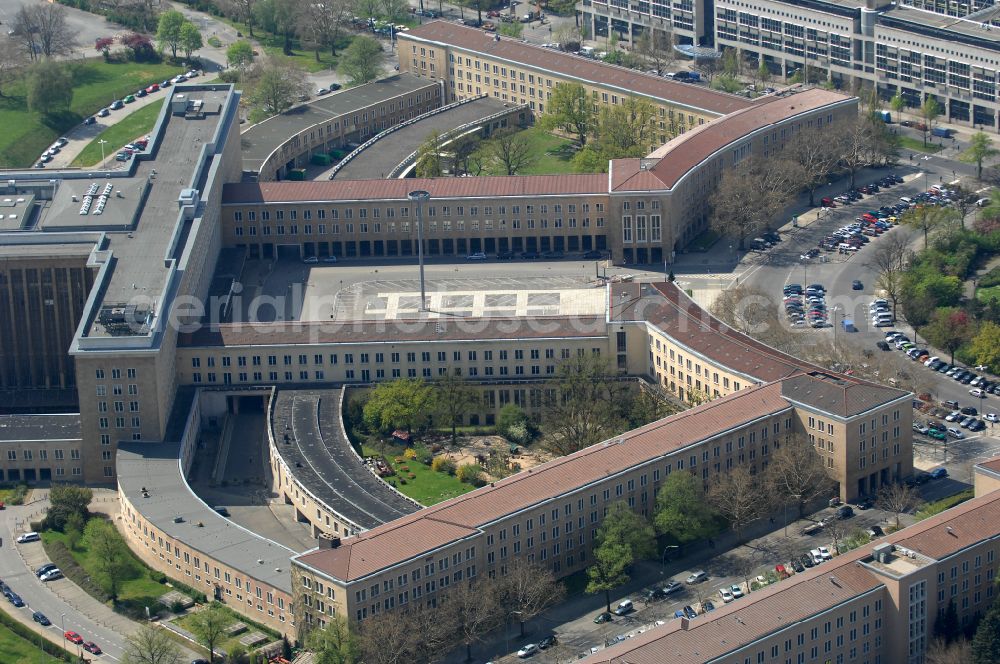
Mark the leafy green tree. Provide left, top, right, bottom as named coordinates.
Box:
left=363, top=378, right=434, bottom=434
left=921, top=95, right=942, bottom=146
left=586, top=540, right=631, bottom=614
left=934, top=598, right=960, bottom=644
left=901, top=204, right=953, bottom=249
left=923, top=307, right=975, bottom=364
left=972, top=600, right=1000, bottom=664
left=498, top=21, right=523, bottom=38
left=338, top=36, right=383, bottom=85
left=757, top=59, right=771, bottom=85
left=25, top=60, right=72, bottom=115
left=890, top=91, right=905, bottom=117
left=86, top=518, right=133, bottom=601
left=961, top=131, right=999, bottom=180
left=571, top=145, right=610, bottom=173
left=593, top=97, right=658, bottom=157
left=712, top=74, right=743, bottom=94
left=179, top=22, right=203, bottom=60
left=307, top=614, right=359, bottom=664
left=64, top=510, right=85, bottom=550
left=653, top=471, right=717, bottom=544
left=227, top=41, right=255, bottom=73
left=599, top=501, right=657, bottom=560
left=970, top=321, right=1000, bottom=372
left=189, top=605, right=230, bottom=663
left=540, top=82, right=594, bottom=146
left=156, top=10, right=186, bottom=59
left=46, top=483, right=92, bottom=530
left=432, top=370, right=480, bottom=444
left=122, top=624, right=183, bottom=664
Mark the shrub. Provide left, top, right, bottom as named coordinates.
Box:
left=171, top=599, right=188, bottom=614
left=456, top=463, right=483, bottom=485
left=150, top=570, right=167, bottom=583
left=400, top=466, right=410, bottom=472
left=431, top=456, right=456, bottom=475
left=398, top=479, right=406, bottom=485
left=750, top=581, right=761, bottom=591
left=407, top=473, right=415, bottom=479
left=394, top=457, right=405, bottom=463
left=505, top=422, right=532, bottom=445
left=403, top=448, right=418, bottom=460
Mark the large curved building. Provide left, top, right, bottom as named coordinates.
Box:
left=0, top=34, right=873, bottom=645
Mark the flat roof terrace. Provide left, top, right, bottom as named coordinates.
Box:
left=270, top=389, right=419, bottom=530
left=240, top=75, right=438, bottom=173
left=880, top=5, right=1000, bottom=51
left=118, top=441, right=295, bottom=593
left=0, top=413, right=80, bottom=442
left=330, top=96, right=516, bottom=180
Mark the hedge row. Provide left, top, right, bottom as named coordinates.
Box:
left=43, top=539, right=112, bottom=604
left=0, top=602, right=79, bottom=662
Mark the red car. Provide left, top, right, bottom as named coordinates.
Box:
left=64, top=631, right=83, bottom=644
left=145, top=83, right=160, bottom=93
left=775, top=563, right=789, bottom=579
left=83, top=641, right=103, bottom=655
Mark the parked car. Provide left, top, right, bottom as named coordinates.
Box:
left=65, top=631, right=83, bottom=644
left=517, top=644, right=539, bottom=658
left=851, top=280, right=864, bottom=290
left=836, top=506, right=854, bottom=519
left=83, top=642, right=102, bottom=655
left=614, top=599, right=634, bottom=615
left=930, top=467, right=949, bottom=479
left=538, top=635, right=557, bottom=649
left=818, top=546, right=833, bottom=560
left=663, top=580, right=684, bottom=594
left=685, top=570, right=707, bottom=584
left=683, top=605, right=698, bottom=619
left=35, top=563, right=58, bottom=578
left=719, top=587, right=735, bottom=603
left=32, top=611, right=50, bottom=626
left=868, top=525, right=885, bottom=538
left=730, top=584, right=744, bottom=599
left=594, top=612, right=612, bottom=624
left=16, top=532, right=40, bottom=543
left=40, top=569, right=63, bottom=582
left=466, top=251, right=487, bottom=260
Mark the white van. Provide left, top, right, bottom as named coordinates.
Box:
left=614, top=599, right=634, bottom=615
left=873, top=314, right=894, bottom=327
left=579, top=46, right=595, bottom=58
left=16, top=532, right=40, bottom=543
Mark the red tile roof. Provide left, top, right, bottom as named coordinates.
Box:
left=295, top=382, right=792, bottom=582
left=401, top=22, right=754, bottom=116
left=221, top=174, right=608, bottom=205
left=975, top=456, right=1000, bottom=477
left=609, top=88, right=856, bottom=191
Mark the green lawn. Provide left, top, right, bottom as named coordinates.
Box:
left=362, top=443, right=474, bottom=505
left=0, top=59, right=183, bottom=168
left=897, top=135, right=944, bottom=154
left=216, top=16, right=346, bottom=73
left=481, top=127, right=586, bottom=176
left=73, top=101, right=165, bottom=167
left=0, top=622, right=62, bottom=664
left=915, top=488, right=975, bottom=521
left=42, top=520, right=178, bottom=614
left=172, top=604, right=279, bottom=656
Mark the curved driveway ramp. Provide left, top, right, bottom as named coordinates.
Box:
left=331, top=96, right=516, bottom=180
left=271, top=389, right=418, bottom=530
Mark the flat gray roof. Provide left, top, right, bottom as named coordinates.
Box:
left=331, top=96, right=514, bottom=180
left=117, top=441, right=295, bottom=593
left=880, top=5, right=1000, bottom=48
left=0, top=195, right=36, bottom=232
left=240, top=75, right=438, bottom=172
left=270, top=389, right=419, bottom=530
left=0, top=414, right=80, bottom=442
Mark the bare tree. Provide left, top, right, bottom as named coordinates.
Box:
left=867, top=233, right=911, bottom=316
left=709, top=156, right=797, bottom=249
left=13, top=4, right=76, bottom=59
left=298, top=0, right=353, bottom=59
left=708, top=467, right=768, bottom=541
left=432, top=370, right=480, bottom=445
left=225, top=0, right=258, bottom=37
left=635, top=29, right=675, bottom=75
left=876, top=482, right=921, bottom=529
left=357, top=610, right=411, bottom=664
left=766, top=438, right=835, bottom=519
left=786, top=129, right=843, bottom=207
left=441, top=580, right=504, bottom=663
left=925, top=637, right=972, bottom=664
left=245, top=58, right=309, bottom=118
left=121, top=625, right=182, bottom=664
left=825, top=517, right=848, bottom=556
left=405, top=602, right=454, bottom=664
left=541, top=353, right=631, bottom=456
left=837, top=116, right=873, bottom=190
left=496, top=559, right=566, bottom=638
left=709, top=284, right=779, bottom=336
left=479, top=129, right=537, bottom=176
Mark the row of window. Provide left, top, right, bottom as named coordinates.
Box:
left=5, top=449, right=80, bottom=461
left=233, top=202, right=605, bottom=224
left=232, top=217, right=609, bottom=237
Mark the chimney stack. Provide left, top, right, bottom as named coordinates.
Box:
left=318, top=533, right=342, bottom=549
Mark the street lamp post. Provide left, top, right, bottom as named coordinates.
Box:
left=98, top=139, right=108, bottom=165
left=661, top=545, right=679, bottom=568
left=408, top=190, right=430, bottom=312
